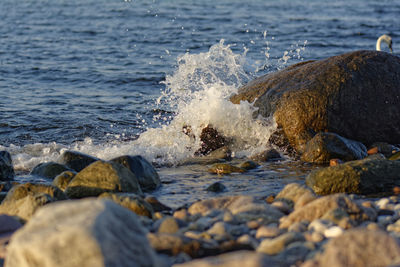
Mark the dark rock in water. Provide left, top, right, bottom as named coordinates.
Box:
left=250, top=148, right=282, bottom=162
left=0, top=151, right=14, bottom=181
left=239, top=160, right=259, bottom=170
left=98, top=192, right=154, bottom=218
left=52, top=171, right=76, bottom=191
left=58, top=150, right=99, bottom=172
left=111, top=155, right=160, bottom=191
left=301, top=132, right=367, bottom=163
left=65, top=160, right=142, bottom=198
left=305, top=229, right=400, bottom=267
left=196, top=125, right=227, bottom=156
left=369, top=142, right=399, bottom=158
left=306, top=155, right=400, bottom=195
left=231, top=51, right=400, bottom=153
left=389, top=151, right=400, bottom=161
left=30, top=161, right=74, bottom=180
left=206, top=182, right=226, bottom=192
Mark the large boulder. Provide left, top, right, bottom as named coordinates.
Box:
left=0, top=151, right=14, bottom=181
left=65, top=161, right=142, bottom=198
left=110, top=155, right=160, bottom=191
left=231, top=51, right=400, bottom=153
left=301, top=132, right=367, bottom=163
left=303, top=228, right=400, bottom=267
left=306, top=155, right=400, bottom=195
left=5, top=199, right=159, bottom=267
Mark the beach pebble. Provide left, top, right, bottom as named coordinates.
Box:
left=158, top=217, right=180, bottom=234
left=174, top=209, right=190, bottom=221
left=237, top=234, right=259, bottom=249
left=288, top=221, right=308, bottom=232
left=206, top=182, right=226, bottom=192
left=257, top=232, right=305, bottom=255
left=256, top=225, right=282, bottom=239
left=308, top=219, right=333, bottom=234
left=323, top=226, right=344, bottom=238
left=376, top=198, right=390, bottom=209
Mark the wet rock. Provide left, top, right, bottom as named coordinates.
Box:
left=111, top=155, right=161, bottom=191
left=231, top=51, right=400, bottom=153
left=389, top=151, right=400, bottom=161
left=250, top=149, right=282, bottom=162
left=30, top=161, right=74, bottom=179
left=279, top=194, right=376, bottom=229
left=98, top=192, right=154, bottom=218
left=173, top=250, right=290, bottom=267
left=52, top=171, right=76, bottom=191
left=255, top=225, right=282, bottom=239
left=145, top=196, right=172, bottom=212
left=0, top=215, right=23, bottom=259
left=238, top=160, right=259, bottom=171
left=257, top=232, right=305, bottom=255
left=196, top=125, right=227, bottom=156
left=0, top=183, right=66, bottom=221
left=301, top=132, right=367, bottom=163
left=275, top=183, right=316, bottom=210
left=65, top=160, right=142, bottom=198
left=5, top=199, right=159, bottom=267
left=306, top=228, right=400, bottom=267
left=306, top=156, right=400, bottom=195
left=58, top=150, right=99, bottom=172
left=369, top=142, right=399, bottom=158
left=206, top=182, right=226, bottom=192
left=188, top=195, right=284, bottom=223
left=208, top=163, right=245, bottom=175
left=179, top=147, right=231, bottom=166
left=0, top=151, right=14, bottom=181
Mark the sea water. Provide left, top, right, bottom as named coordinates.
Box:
left=1, top=0, right=399, bottom=207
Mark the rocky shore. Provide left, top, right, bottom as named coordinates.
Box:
left=1, top=146, right=400, bottom=267
left=1, top=50, right=400, bottom=267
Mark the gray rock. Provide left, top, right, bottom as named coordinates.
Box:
left=5, top=199, right=159, bottom=267
left=111, top=155, right=160, bottom=191
left=275, top=183, right=316, bottom=210
left=231, top=51, right=400, bottom=153
left=257, top=232, right=305, bottom=255
left=158, top=217, right=180, bottom=234
left=309, top=228, right=400, bottom=267
left=279, top=194, right=376, bottom=229
left=306, top=156, right=400, bottom=195
left=65, top=160, right=142, bottom=198
left=188, top=195, right=284, bottom=223
left=0, top=151, right=14, bottom=181
left=147, top=233, right=202, bottom=258
left=173, top=250, right=290, bottom=267
left=250, top=149, right=282, bottom=162
left=58, top=150, right=99, bottom=172
left=301, top=132, right=367, bottom=163
left=30, top=161, right=74, bottom=179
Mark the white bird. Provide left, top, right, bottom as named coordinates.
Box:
left=376, top=34, right=393, bottom=53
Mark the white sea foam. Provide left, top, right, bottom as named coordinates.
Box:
left=4, top=39, right=307, bottom=171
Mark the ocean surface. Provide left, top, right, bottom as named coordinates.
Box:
left=1, top=0, right=399, bottom=206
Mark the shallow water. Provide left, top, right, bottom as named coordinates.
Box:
left=1, top=0, right=399, bottom=206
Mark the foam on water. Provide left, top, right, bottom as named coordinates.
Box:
left=4, top=40, right=307, bottom=171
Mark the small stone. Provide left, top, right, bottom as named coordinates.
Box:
left=237, top=234, right=259, bottom=249
left=257, top=232, right=305, bottom=255
left=174, top=209, right=189, bottom=221
left=239, top=160, right=259, bottom=170
left=308, top=219, right=333, bottom=234
left=271, top=200, right=291, bottom=214
left=367, top=147, right=379, bottom=155
left=329, top=159, right=343, bottom=166
left=324, top=226, right=344, bottom=238
left=144, top=195, right=171, bottom=212
left=158, top=217, right=180, bottom=234
left=305, top=231, right=325, bottom=243
left=251, top=149, right=282, bottom=162
left=98, top=192, right=154, bottom=218
left=376, top=198, right=390, bottom=209
left=288, top=221, right=308, bottom=232
left=206, top=182, right=226, bottom=192
left=255, top=225, right=282, bottom=239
